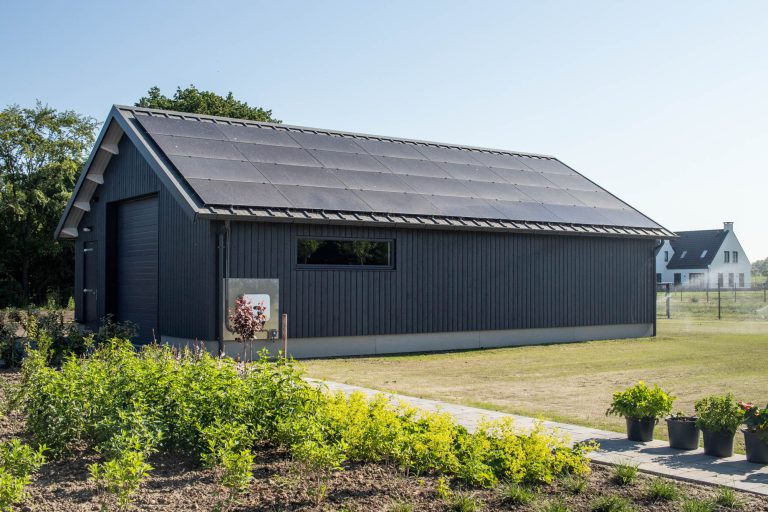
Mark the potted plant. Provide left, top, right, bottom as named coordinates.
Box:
left=739, top=401, right=768, bottom=464
left=694, top=394, right=743, bottom=458
left=606, top=382, right=675, bottom=442
left=666, top=412, right=700, bottom=450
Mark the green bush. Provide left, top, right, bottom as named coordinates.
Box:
left=89, top=449, right=152, bottom=510
left=695, top=394, right=743, bottom=434
left=477, top=419, right=597, bottom=486
left=606, top=381, right=675, bottom=419
left=0, top=440, right=46, bottom=512
left=201, top=422, right=255, bottom=502
left=14, top=339, right=597, bottom=502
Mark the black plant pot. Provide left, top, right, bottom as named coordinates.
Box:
left=626, top=417, right=656, bottom=442
left=702, top=429, right=735, bottom=457
left=743, top=429, right=768, bottom=464
left=666, top=417, right=700, bottom=450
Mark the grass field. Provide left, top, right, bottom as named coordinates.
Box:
left=302, top=317, right=768, bottom=450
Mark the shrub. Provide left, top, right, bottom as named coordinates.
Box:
left=695, top=394, right=743, bottom=434
left=591, top=495, right=635, bottom=512
left=15, top=340, right=597, bottom=503
left=713, top=486, right=743, bottom=509
left=89, top=449, right=152, bottom=510
left=0, top=440, right=46, bottom=512
left=498, top=482, right=536, bottom=505
left=610, top=462, right=638, bottom=486
left=478, top=419, right=596, bottom=486
left=201, top=422, right=255, bottom=497
left=644, top=477, right=679, bottom=501
left=606, top=382, right=675, bottom=419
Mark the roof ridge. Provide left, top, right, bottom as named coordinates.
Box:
left=116, top=104, right=557, bottom=160
left=675, top=229, right=725, bottom=234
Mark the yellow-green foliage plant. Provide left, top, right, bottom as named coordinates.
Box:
left=0, top=440, right=46, bottom=512
left=477, top=418, right=596, bottom=485
left=15, top=339, right=597, bottom=502
left=201, top=422, right=256, bottom=501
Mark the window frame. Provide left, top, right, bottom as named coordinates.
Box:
left=295, top=236, right=396, bottom=270
left=724, top=251, right=730, bottom=263
left=733, top=251, right=738, bottom=263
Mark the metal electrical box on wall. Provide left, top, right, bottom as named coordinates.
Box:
left=224, top=278, right=279, bottom=341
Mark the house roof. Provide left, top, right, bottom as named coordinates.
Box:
left=666, top=229, right=728, bottom=269
left=56, top=105, right=674, bottom=239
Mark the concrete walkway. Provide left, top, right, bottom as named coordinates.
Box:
left=312, top=379, right=768, bottom=497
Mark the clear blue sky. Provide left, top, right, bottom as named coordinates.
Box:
left=2, top=1, right=766, bottom=259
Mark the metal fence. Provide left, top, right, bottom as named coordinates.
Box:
left=656, top=283, right=768, bottom=320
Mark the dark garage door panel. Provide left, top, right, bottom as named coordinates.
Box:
left=116, top=196, right=158, bottom=342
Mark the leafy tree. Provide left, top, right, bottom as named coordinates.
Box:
left=753, top=257, right=768, bottom=284
left=0, top=102, right=98, bottom=307
left=136, top=85, right=280, bottom=123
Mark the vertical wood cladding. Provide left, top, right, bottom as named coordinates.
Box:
left=72, top=137, right=655, bottom=343
left=74, top=137, right=217, bottom=340
left=228, top=222, right=656, bottom=339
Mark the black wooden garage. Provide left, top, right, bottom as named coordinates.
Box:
left=56, top=105, right=673, bottom=358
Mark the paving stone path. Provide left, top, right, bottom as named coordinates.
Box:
left=311, top=379, right=768, bottom=497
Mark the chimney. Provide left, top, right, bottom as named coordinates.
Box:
left=723, top=221, right=733, bottom=232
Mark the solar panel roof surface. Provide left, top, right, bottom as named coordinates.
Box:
left=132, top=110, right=663, bottom=232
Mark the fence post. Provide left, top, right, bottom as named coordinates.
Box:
left=718, top=283, right=721, bottom=320
left=665, top=283, right=671, bottom=319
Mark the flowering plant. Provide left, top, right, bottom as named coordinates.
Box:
left=739, top=401, right=768, bottom=441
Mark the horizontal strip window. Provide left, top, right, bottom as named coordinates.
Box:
left=297, top=238, right=393, bottom=268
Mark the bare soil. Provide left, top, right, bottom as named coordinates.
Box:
left=2, top=370, right=767, bottom=511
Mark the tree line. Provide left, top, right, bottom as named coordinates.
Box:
left=0, top=86, right=277, bottom=308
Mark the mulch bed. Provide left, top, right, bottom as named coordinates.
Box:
left=2, top=370, right=767, bottom=511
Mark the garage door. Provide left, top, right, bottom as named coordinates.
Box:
left=116, top=196, right=158, bottom=342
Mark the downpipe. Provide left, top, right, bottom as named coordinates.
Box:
left=217, top=220, right=231, bottom=356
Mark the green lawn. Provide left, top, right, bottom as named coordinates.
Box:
left=301, top=318, right=768, bottom=450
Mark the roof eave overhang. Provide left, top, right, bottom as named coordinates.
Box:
left=196, top=206, right=674, bottom=239
left=55, top=106, right=204, bottom=240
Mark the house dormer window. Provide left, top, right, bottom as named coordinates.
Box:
left=700, top=250, right=707, bottom=258
left=733, top=251, right=738, bottom=263
left=664, top=251, right=669, bottom=262
left=724, top=251, right=730, bottom=263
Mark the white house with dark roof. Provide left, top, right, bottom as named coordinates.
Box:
left=656, top=222, right=751, bottom=289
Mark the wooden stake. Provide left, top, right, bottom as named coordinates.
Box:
left=282, top=314, right=288, bottom=358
